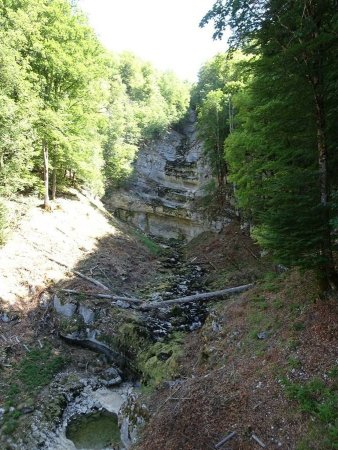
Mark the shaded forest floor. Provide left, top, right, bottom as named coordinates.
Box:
left=0, top=192, right=337, bottom=449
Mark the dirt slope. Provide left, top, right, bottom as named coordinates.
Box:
left=0, top=190, right=157, bottom=307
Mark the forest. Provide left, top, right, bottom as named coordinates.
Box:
left=196, top=0, right=338, bottom=292
left=0, top=0, right=190, bottom=213
left=1, top=0, right=337, bottom=293
left=0, top=1, right=337, bottom=449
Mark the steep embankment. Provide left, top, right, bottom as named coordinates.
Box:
left=135, top=228, right=338, bottom=450
left=0, top=190, right=157, bottom=306
left=0, top=191, right=162, bottom=448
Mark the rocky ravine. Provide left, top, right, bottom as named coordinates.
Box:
left=105, top=110, right=232, bottom=241
left=0, top=191, right=216, bottom=450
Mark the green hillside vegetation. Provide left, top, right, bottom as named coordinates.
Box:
left=0, top=0, right=190, bottom=213
left=196, top=0, right=338, bottom=292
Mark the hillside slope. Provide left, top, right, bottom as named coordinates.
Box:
left=0, top=190, right=157, bottom=306
left=135, top=228, right=338, bottom=450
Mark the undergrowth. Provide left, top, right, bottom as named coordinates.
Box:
left=18, top=345, right=67, bottom=392
left=133, top=229, right=162, bottom=256
left=2, top=344, right=68, bottom=435
left=283, top=367, right=338, bottom=449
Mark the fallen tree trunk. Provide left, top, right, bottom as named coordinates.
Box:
left=60, top=289, right=143, bottom=304
left=139, top=284, right=254, bottom=310
left=58, top=284, right=253, bottom=310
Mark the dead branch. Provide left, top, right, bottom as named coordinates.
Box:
left=140, top=284, right=254, bottom=310
left=244, top=245, right=259, bottom=260
left=215, top=431, right=237, bottom=449
left=72, top=270, right=109, bottom=291
left=31, top=248, right=110, bottom=291
left=251, top=434, right=266, bottom=448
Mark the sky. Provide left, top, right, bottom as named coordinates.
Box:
left=77, top=0, right=229, bottom=82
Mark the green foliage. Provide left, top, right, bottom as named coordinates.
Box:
left=104, top=53, right=190, bottom=188
left=283, top=369, right=338, bottom=449
left=18, top=345, right=67, bottom=392
left=197, top=89, right=228, bottom=187
left=0, top=2, right=190, bottom=200
left=201, top=0, right=338, bottom=286
left=193, top=51, right=249, bottom=190
left=133, top=230, right=162, bottom=256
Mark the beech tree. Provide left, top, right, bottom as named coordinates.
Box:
left=0, top=0, right=40, bottom=195
left=28, top=0, right=108, bottom=206
left=193, top=52, right=248, bottom=191
left=104, top=52, right=190, bottom=188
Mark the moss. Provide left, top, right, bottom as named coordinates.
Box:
left=138, top=332, right=184, bottom=387
left=18, top=345, right=68, bottom=392
left=44, top=394, right=67, bottom=422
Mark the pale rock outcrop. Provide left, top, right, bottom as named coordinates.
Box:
left=105, top=111, right=232, bottom=240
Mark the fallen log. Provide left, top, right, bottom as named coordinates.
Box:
left=215, top=431, right=237, bottom=449
left=251, top=434, right=266, bottom=448
left=139, top=283, right=254, bottom=310
left=60, top=289, right=143, bottom=304
left=60, top=284, right=253, bottom=309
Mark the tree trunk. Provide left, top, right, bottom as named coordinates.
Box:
left=52, top=169, right=57, bottom=201
left=312, top=73, right=338, bottom=290
left=43, top=143, right=50, bottom=210
left=139, top=284, right=253, bottom=310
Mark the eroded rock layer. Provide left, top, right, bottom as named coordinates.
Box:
left=106, top=111, right=231, bottom=240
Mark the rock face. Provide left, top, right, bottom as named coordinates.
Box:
left=105, top=111, right=231, bottom=241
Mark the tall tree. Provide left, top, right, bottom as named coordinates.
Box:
left=25, top=0, right=107, bottom=206
left=201, top=0, right=338, bottom=289
left=193, top=52, right=248, bottom=191
left=0, top=0, right=40, bottom=195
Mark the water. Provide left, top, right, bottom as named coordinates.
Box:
left=66, top=410, right=121, bottom=449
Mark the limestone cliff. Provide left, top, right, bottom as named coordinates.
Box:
left=105, top=111, right=232, bottom=240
